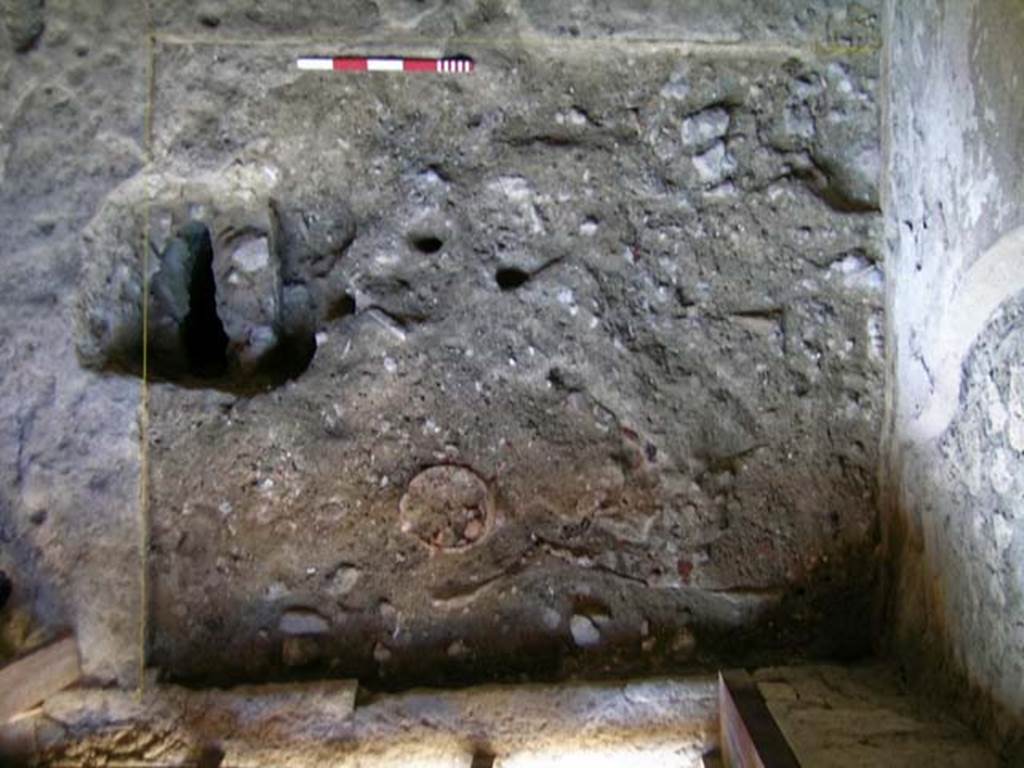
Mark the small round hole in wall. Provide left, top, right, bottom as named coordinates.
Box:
left=328, top=292, right=357, bottom=320
left=495, top=267, right=531, bottom=291
left=410, top=234, right=444, bottom=254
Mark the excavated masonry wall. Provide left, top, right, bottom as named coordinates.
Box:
left=1, top=0, right=883, bottom=690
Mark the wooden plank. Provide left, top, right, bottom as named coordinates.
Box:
left=719, top=670, right=801, bottom=768
left=0, top=637, right=81, bottom=722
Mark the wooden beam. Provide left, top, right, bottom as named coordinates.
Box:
left=0, top=637, right=81, bottom=723
left=719, top=670, right=800, bottom=768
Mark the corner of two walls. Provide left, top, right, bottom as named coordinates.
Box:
left=880, top=0, right=1024, bottom=759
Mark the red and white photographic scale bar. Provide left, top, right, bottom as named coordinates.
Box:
left=297, top=56, right=475, bottom=73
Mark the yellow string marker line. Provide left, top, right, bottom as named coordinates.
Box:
left=138, top=19, right=157, bottom=698
left=151, top=31, right=878, bottom=61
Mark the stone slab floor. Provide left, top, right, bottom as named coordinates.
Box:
left=0, top=664, right=999, bottom=766
left=2, top=0, right=887, bottom=690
